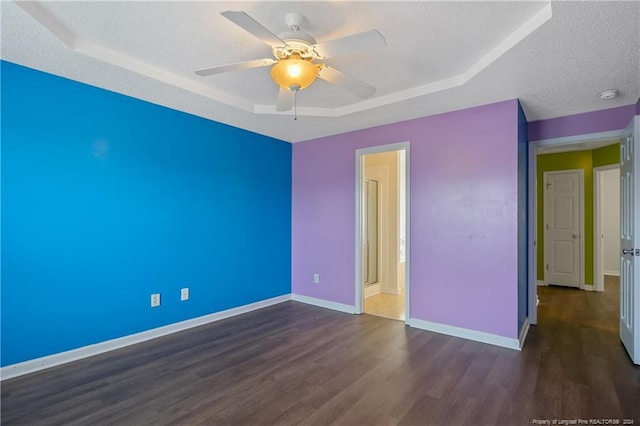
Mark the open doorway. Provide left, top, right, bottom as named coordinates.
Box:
left=529, top=118, right=639, bottom=364
left=535, top=140, right=620, bottom=292
left=530, top=135, right=623, bottom=327
left=594, top=165, right=621, bottom=292
left=355, top=142, right=410, bottom=322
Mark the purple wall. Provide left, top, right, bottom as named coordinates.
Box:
left=293, top=99, right=520, bottom=338
left=528, top=104, right=636, bottom=141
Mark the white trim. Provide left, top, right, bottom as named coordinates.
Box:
left=406, top=318, right=521, bottom=351
left=537, top=280, right=547, bottom=286
left=531, top=130, right=627, bottom=147
left=291, top=294, right=356, bottom=314
left=581, top=283, right=596, bottom=292
left=355, top=142, right=411, bottom=322
left=355, top=151, right=364, bottom=314
left=16, top=1, right=551, bottom=119
left=404, top=148, right=411, bottom=323
left=543, top=169, right=585, bottom=289
left=14, top=1, right=253, bottom=114
left=528, top=143, right=538, bottom=325
left=0, top=294, right=291, bottom=381
left=519, top=317, right=531, bottom=349
left=604, top=271, right=620, bottom=277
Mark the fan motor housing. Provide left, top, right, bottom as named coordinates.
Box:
left=273, top=36, right=316, bottom=60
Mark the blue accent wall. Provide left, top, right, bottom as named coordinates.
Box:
left=1, top=61, right=292, bottom=366
left=517, top=100, right=529, bottom=334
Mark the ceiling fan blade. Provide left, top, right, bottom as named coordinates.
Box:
left=311, top=30, right=386, bottom=59
left=276, top=87, right=295, bottom=111
left=221, top=11, right=288, bottom=47
left=318, top=65, right=376, bottom=99
left=195, top=58, right=275, bottom=77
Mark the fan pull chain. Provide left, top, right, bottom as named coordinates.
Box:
left=289, top=84, right=301, bottom=121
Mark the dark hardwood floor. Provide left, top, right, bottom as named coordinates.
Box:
left=2, top=276, right=639, bottom=425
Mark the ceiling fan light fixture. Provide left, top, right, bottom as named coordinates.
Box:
left=271, top=55, right=319, bottom=91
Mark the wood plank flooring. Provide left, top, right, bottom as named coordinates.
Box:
left=2, top=276, right=639, bottom=425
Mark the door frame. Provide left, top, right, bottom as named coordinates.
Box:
left=355, top=141, right=410, bottom=321
left=528, top=129, right=627, bottom=325
left=594, top=164, right=621, bottom=292
left=542, top=169, right=585, bottom=288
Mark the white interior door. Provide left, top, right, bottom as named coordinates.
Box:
left=544, top=170, right=583, bottom=287
left=620, top=116, right=640, bottom=365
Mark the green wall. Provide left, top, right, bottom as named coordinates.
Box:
left=537, top=144, right=620, bottom=285
left=593, top=143, right=620, bottom=168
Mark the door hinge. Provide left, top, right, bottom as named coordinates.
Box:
left=546, top=264, right=549, bottom=270
left=546, top=224, right=549, bottom=230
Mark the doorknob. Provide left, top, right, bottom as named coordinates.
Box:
left=572, top=234, right=578, bottom=239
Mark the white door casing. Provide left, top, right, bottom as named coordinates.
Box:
left=544, top=169, right=584, bottom=288
left=620, top=116, right=640, bottom=365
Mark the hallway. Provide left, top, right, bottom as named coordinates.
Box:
left=537, top=275, right=619, bottom=333
left=527, top=275, right=639, bottom=422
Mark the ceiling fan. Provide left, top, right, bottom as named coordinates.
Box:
left=195, top=11, right=386, bottom=112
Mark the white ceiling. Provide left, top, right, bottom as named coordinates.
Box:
left=2, top=1, right=639, bottom=143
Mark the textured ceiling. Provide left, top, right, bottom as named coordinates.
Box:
left=2, top=1, right=639, bottom=143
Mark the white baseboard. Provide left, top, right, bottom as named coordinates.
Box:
left=406, top=318, right=520, bottom=351
left=291, top=294, right=356, bottom=314
left=604, top=270, right=620, bottom=277
left=364, top=283, right=381, bottom=298
left=519, top=318, right=530, bottom=349
left=537, top=280, right=547, bottom=286
left=581, top=283, right=595, bottom=291
left=1, top=294, right=291, bottom=381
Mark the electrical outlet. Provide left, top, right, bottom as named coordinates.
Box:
left=181, top=287, right=189, bottom=301
left=313, top=273, right=320, bottom=284
left=151, top=293, right=161, bottom=307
